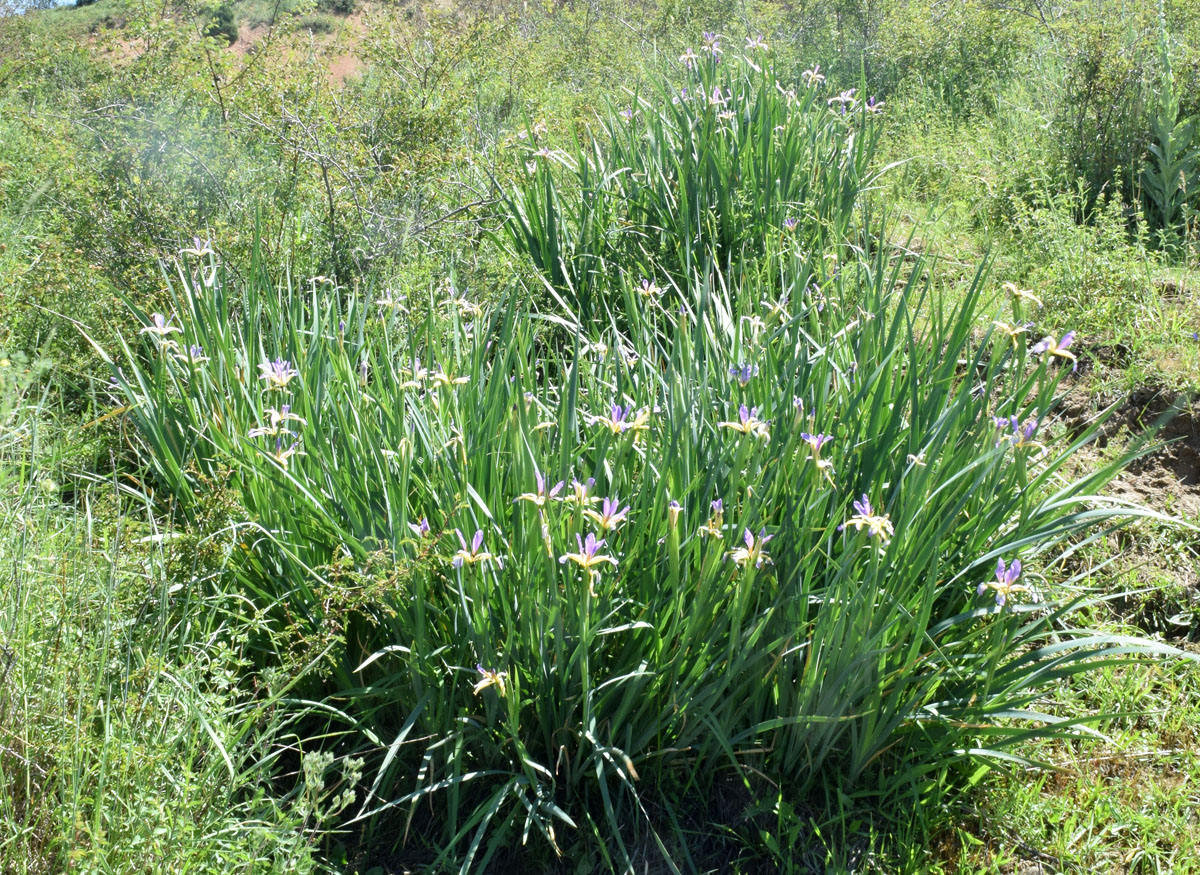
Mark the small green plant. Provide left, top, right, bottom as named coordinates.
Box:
left=1141, top=8, right=1199, bottom=245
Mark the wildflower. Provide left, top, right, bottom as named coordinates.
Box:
left=992, top=320, right=1031, bottom=340
left=800, top=432, right=835, bottom=482
left=430, top=368, right=470, bottom=389
left=452, top=529, right=498, bottom=568
left=401, top=358, right=429, bottom=389
left=376, top=291, right=407, bottom=312
left=559, top=532, right=617, bottom=573
left=838, top=495, right=894, bottom=543
left=259, top=358, right=300, bottom=391
left=745, top=34, right=768, bottom=51
left=793, top=396, right=806, bottom=422
left=619, top=107, right=635, bottom=123
left=718, top=110, right=737, bottom=124
left=679, top=47, right=699, bottom=69
left=1002, top=281, right=1043, bottom=309
left=995, top=415, right=1042, bottom=451
left=563, top=478, right=601, bottom=507
left=667, top=500, right=682, bottom=528
left=741, top=317, right=769, bottom=346
left=828, top=89, right=857, bottom=111
left=473, top=664, right=509, bottom=697
left=585, top=496, right=631, bottom=532
left=515, top=471, right=564, bottom=507
left=697, top=499, right=724, bottom=538
left=531, top=120, right=548, bottom=136
left=408, top=517, right=431, bottom=539
left=706, top=85, right=729, bottom=108
left=729, top=363, right=758, bottom=386
left=1031, top=331, right=1078, bottom=370
left=591, top=403, right=651, bottom=435
left=782, top=217, right=800, bottom=233
left=863, top=96, right=884, bottom=113
left=637, top=278, right=662, bottom=299
left=719, top=404, right=770, bottom=439
left=907, top=452, right=927, bottom=467
left=141, top=313, right=181, bottom=339
left=443, top=288, right=484, bottom=319
left=801, top=65, right=825, bottom=86
left=248, top=405, right=307, bottom=438
left=267, top=436, right=305, bottom=469
left=180, top=236, right=213, bottom=257
left=532, top=146, right=555, bottom=160
left=701, top=31, right=720, bottom=49
left=728, top=528, right=773, bottom=568
left=175, top=344, right=210, bottom=364
left=977, top=557, right=1033, bottom=607
left=807, top=282, right=827, bottom=313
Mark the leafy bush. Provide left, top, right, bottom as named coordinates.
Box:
left=317, top=0, right=356, bottom=16
left=204, top=2, right=237, bottom=45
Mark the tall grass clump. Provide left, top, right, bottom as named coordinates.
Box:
left=101, top=37, right=1187, bottom=872
left=500, top=37, right=882, bottom=318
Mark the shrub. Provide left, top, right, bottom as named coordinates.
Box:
left=204, top=2, right=237, bottom=45
left=317, top=0, right=356, bottom=15
left=297, top=13, right=334, bottom=35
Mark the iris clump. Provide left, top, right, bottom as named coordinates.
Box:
left=105, top=39, right=1186, bottom=874
left=501, top=39, right=880, bottom=317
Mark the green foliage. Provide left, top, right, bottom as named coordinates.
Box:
left=297, top=12, right=334, bottom=34
left=317, top=0, right=357, bottom=15
left=204, top=2, right=237, bottom=45
left=1141, top=12, right=1199, bottom=243
left=6, top=1, right=1200, bottom=871
left=104, top=139, right=1184, bottom=871
left=501, top=50, right=879, bottom=317
left=1003, top=183, right=1160, bottom=342
left=0, top=363, right=325, bottom=874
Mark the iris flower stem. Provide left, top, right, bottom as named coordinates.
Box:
left=667, top=513, right=681, bottom=595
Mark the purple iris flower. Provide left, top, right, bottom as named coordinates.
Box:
left=799, top=432, right=832, bottom=451
left=729, top=363, right=758, bottom=385
left=977, top=557, right=1027, bottom=607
